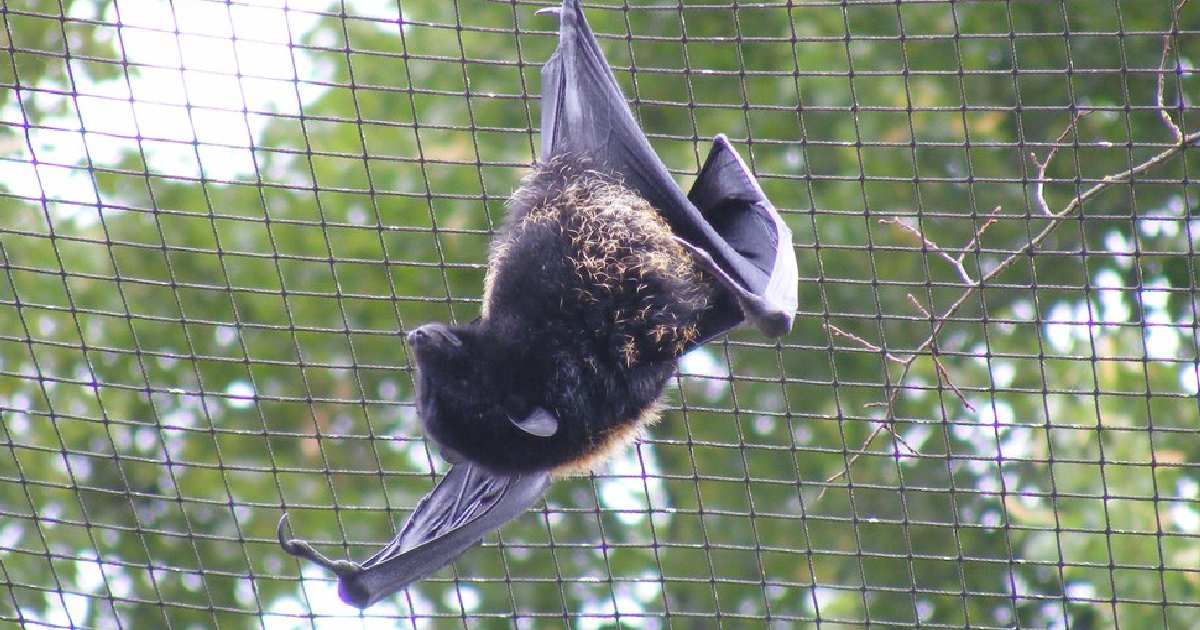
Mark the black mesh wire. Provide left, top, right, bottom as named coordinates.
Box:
left=2, top=0, right=1199, bottom=628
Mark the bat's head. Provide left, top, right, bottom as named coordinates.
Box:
left=406, top=322, right=486, bottom=463
left=407, top=322, right=535, bottom=468
left=407, top=322, right=562, bottom=473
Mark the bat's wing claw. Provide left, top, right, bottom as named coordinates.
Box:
left=535, top=7, right=562, bottom=18
left=277, top=513, right=363, bottom=577
left=339, top=465, right=550, bottom=608
left=276, top=513, right=290, bottom=546
left=278, top=466, right=550, bottom=609
left=276, top=513, right=312, bottom=558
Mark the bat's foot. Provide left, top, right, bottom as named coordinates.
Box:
left=276, top=513, right=362, bottom=578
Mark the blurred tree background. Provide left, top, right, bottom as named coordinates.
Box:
left=2, top=0, right=1200, bottom=628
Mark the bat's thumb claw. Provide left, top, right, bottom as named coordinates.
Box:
left=535, top=7, right=562, bottom=19
left=276, top=513, right=295, bottom=551
left=277, top=512, right=364, bottom=577
left=277, top=513, right=323, bottom=560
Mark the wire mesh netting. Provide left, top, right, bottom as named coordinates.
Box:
left=3, top=0, right=1200, bottom=627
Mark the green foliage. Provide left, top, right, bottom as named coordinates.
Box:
left=2, top=1, right=1199, bottom=628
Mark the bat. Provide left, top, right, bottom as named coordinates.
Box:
left=277, top=0, right=797, bottom=609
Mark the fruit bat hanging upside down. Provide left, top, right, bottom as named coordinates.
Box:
left=277, top=0, right=798, bottom=608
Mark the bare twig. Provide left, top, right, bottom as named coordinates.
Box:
left=825, top=323, right=906, bottom=364
left=1157, top=0, right=1188, bottom=144
left=819, top=1, right=1194, bottom=499
left=815, top=318, right=920, bottom=501
left=816, top=416, right=923, bottom=499
left=1029, top=110, right=1093, bottom=216
left=957, top=205, right=1003, bottom=265
left=932, top=357, right=974, bottom=411
left=881, top=217, right=975, bottom=284
left=887, top=427, right=920, bottom=457
left=905, top=293, right=976, bottom=413
left=904, top=292, right=930, bottom=317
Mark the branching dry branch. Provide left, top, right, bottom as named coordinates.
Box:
left=881, top=205, right=1003, bottom=285
left=1158, top=0, right=1188, bottom=145
left=1029, top=110, right=1094, bottom=217
left=880, top=217, right=975, bottom=284
left=818, top=0, right=1194, bottom=496
left=906, top=293, right=976, bottom=414
left=958, top=205, right=1002, bottom=262
left=825, top=322, right=905, bottom=364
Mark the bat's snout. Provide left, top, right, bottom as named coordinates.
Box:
left=406, top=323, right=462, bottom=350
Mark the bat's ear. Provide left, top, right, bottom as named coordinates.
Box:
left=682, top=135, right=798, bottom=342
left=279, top=464, right=550, bottom=609
left=509, top=406, right=558, bottom=437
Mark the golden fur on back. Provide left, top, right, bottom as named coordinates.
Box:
left=483, top=167, right=712, bottom=366
left=551, top=401, right=662, bottom=478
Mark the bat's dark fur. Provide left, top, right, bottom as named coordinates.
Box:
left=409, top=155, right=714, bottom=475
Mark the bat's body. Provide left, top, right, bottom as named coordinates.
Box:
left=279, top=0, right=798, bottom=609
left=414, top=157, right=713, bottom=475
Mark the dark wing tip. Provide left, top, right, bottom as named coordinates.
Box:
left=338, top=577, right=372, bottom=609
left=683, top=136, right=799, bottom=341
left=756, top=310, right=794, bottom=339
left=315, top=466, right=552, bottom=609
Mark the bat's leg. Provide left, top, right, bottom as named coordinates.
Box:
left=276, top=513, right=364, bottom=578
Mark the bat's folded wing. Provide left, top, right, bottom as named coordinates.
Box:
left=278, top=464, right=550, bottom=609
left=682, top=135, right=798, bottom=343
left=539, top=0, right=796, bottom=343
